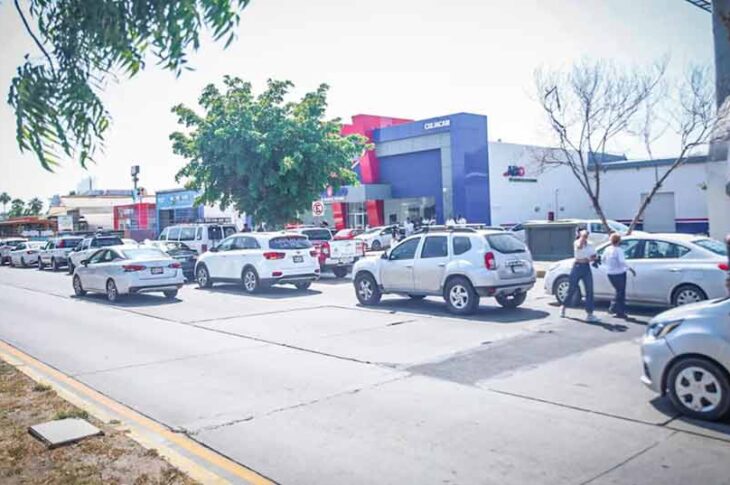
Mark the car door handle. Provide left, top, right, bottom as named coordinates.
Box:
left=437, top=263, right=446, bottom=267
left=405, top=265, right=413, bottom=269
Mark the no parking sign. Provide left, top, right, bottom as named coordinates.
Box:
left=312, top=200, right=325, bottom=217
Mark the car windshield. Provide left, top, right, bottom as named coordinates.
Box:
left=269, top=236, right=311, bottom=250
left=692, top=238, right=727, bottom=256
left=301, top=229, right=332, bottom=241
left=121, top=248, right=167, bottom=259
left=486, top=233, right=526, bottom=254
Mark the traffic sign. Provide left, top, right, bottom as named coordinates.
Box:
left=312, top=200, right=325, bottom=217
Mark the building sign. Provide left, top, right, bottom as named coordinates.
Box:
left=156, top=190, right=198, bottom=210
left=312, top=200, right=325, bottom=217
left=424, top=119, right=450, bottom=130
left=321, top=186, right=348, bottom=202
left=57, top=215, right=74, bottom=232
left=503, top=165, right=537, bottom=183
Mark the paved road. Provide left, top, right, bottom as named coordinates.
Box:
left=1, top=264, right=729, bottom=484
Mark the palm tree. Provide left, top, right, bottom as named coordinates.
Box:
left=26, top=197, right=44, bottom=216
left=0, top=192, right=10, bottom=214
left=9, top=199, right=25, bottom=218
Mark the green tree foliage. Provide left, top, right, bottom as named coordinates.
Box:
left=8, top=0, right=250, bottom=170
left=171, top=77, right=368, bottom=226
left=0, top=192, right=10, bottom=213
left=25, top=197, right=44, bottom=216
left=9, top=199, right=25, bottom=218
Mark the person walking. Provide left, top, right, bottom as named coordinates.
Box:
left=603, top=233, right=636, bottom=319
left=561, top=229, right=599, bottom=322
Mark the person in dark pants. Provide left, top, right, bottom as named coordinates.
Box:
left=603, top=233, right=636, bottom=319
left=561, top=229, right=599, bottom=322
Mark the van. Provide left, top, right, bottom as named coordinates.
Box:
left=158, top=223, right=237, bottom=254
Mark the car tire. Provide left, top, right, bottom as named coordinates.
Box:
left=37, top=259, right=44, bottom=270
left=51, top=258, right=59, bottom=272
left=72, top=275, right=86, bottom=297
left=666, top=357, right=730, bottom=421
left=496, top=292, right=528, bottom=309
left=295, top=282, right=312, bottom=291
left=354, top=272, right=381, bottom=306
left=332, top=266, right=348, bottom=278
left=242, top=267, right=260, bottom=294
left=20, top=257, right=26, bottom=268
left=444, top=276, right=480, bottom=315
left=196, top=265, right=212, bottom=288
left=106, top=279, right=119, bottom=303
left=554, top=276, right=581, bottom=306
left=408, top=294, right=426, bottom=300
left=671, top=284, right=707, bottom=307
left=371, top=240, right=382, bottom=251
left=67, top=262, right=75, bottom=275
left=163, top=289, right=178, bottom=299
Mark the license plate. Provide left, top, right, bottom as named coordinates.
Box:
left=151, top=267, right=163, bottom=275
left=293, top=255, right=304, bottom=263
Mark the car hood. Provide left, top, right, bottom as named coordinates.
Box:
left=651, top=297, right=730, bottom=323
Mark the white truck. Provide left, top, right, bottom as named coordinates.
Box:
left=288, top=227, right=365, bottom=278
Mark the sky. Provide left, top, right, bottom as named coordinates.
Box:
left=0, top=0, right=714, bottom=203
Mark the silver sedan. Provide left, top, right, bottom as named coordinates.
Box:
left=544, top=233, right=728, bottom=308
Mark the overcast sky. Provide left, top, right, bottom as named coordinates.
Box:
left=0, top=0, right=713, bottom=202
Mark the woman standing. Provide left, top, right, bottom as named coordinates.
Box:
left=603, top=233, right=636, bottom=319
left=561, top=229, right=599, bottom=322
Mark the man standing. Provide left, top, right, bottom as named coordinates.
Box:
left=603, top=233, right=636, bottom=319
left=404, top=218, right=415, bottom=237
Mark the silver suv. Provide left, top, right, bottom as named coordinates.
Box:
left=352, top=228, right=536, bottom=315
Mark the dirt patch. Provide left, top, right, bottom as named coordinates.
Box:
left=0, top=359, right=198, bottom=484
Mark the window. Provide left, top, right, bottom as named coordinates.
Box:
left=223, top=226, right=237, bottom=237
left=102, top=250, right=120, bottom=262
left=510, top=224, right=523, bottom=232
left=196, top=227, right=203, bottom=240
left=421, top=236, right=448, bottom=258
left=16, top=243, right=26, bottom=251
left=486, top=234, right=525, bottom=254
left=619, top=239, right=643, bottom=259
left=168, top=227, right=181, bottom=241
left=389, top=237, right=420, bottom=261
left=693, top=238, right=727, bottom=256
left=159, top=228, right=168, bottom=241
left=61, top=238, right=82, bottom=248
left=88, top=250, right=107, bottom=264
left=644, top=240, right=690, bottom=259
left=269, top=237, right=310, bottom=250
left=216, top=237, right=235, bottom=251
left=453, top=236, right=472, bottom=256
left=180, top=227, right=196, bottom=241
left=92, top=237, right=122, bottom=248
left=302, top=229, right=332, bottom=241
left=590, top=222, right=607, bottom=234
left=121, top=248, right=166, bottom=259
left=208, top=226, right=222, bottom=240
left=232, top=236, right=259, bottom=250
left=45, top=241, right=55, bottom=250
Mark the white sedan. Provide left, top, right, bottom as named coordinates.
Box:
left=72, top=246, right=185, bottom=302
left=9, top=241, right=45, bottom=267
left=545, top=233, right=728, bottom=308
left=356, top=226, right=396, bottom=251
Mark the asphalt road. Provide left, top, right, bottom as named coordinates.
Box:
left=1, top=264, right=729, bottom=485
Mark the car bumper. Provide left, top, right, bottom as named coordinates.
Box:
left=128, top=283, right=184, bottom=294
left=640, top=336, right=675, bottom=394
left=261, top=272, right=320, bottom=286
left=475, top=279, right=536, bottom=297
left=322, top=257, right=359, bottom=270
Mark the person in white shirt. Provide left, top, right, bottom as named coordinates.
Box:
left=561, top=229, right=599, bottom=322
left=456, top=215, right=467, bottom=226
left=446, top=216, right=456, bottom=227
left=603, top=233, right=636, bottom=319
left=404, top=218, right=415, bottom=237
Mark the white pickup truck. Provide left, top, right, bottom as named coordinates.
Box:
left=288, top=227, right=364, bottom=278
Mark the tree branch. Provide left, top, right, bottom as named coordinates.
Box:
left=14, top=0, right=55, bottom=74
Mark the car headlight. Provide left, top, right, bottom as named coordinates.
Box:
left=646, top=319, right=684, bottom=339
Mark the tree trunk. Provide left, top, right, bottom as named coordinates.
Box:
left=589, top=196, right=611, bottom=234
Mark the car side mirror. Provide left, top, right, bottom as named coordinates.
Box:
left=381, top=251, right=389, bottom=260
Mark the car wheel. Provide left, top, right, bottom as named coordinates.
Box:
left=444, top=276, right=479, bottom=315
left=408, top=294, right=426, bottom=300
left=67, top=262, right=75, bottom=275
left=196, top=265, right=212, bottom=288
left=106, top=279, right=119, bottom=302
left=37, top=259, right=44, bottom=270
left=51, top=258, right=59, bottom=272
left=72, top=275, right=86, bottom=296
left=371, top=240, right=382, bottom=251
left=242, top=267, right=260, bottom=294
left=354, top=272, right=381, bottom=306
left=667, top=357, right=730, bottom=421
left=672, top=284, right=707, bottom=307
left=20, top=257, right=26, bottom=268
left=332, top=266, right=348, bottom=278
left=496, top=291, right=528, bottom=309
left=554, top=276, right=581, bottom=306
left=295, top=281, right=312, bottom=291
left=163, top=289, right=178, bottom=299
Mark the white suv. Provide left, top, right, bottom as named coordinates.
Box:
left=194, top=232, right=320, bottom=293
left=352, top=229, right=536, bottom=315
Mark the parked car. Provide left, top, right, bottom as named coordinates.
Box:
left=158, top=223, right=237, bottom=254
left=67, top=234, right=124, bottom=274
left=356, top=225, right=396, bottom=251
left=545, top=233, right=728, bottom=308
left=333, top=228, right=365, bottom=240
left=288, top=226, right=364, bottom=278
left=0, top=238, right=27, bottom=265
left=9, top=241, right=45, bottom=267
left=144, top=240, right=197, bottom=280
left=38, top=236, right=84, bottom=271
left=353, top=228, right=536, bottom=315
left=122, top=238, right=138, bottom=246
left=72, top=246, right=184, bottom=302
left=194, top=232, right=320, bottom=293
left=641, top=296, right=730, bottom=421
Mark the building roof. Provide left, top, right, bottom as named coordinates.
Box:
left=591, top=155, right=709, bottom=171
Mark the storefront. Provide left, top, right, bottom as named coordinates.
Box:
left=113, top=203, right=157, bottom=241
left=155, top=189, right=204, bottom=235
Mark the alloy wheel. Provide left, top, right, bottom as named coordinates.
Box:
left=358, top=278, right=373, bottom=301
left=449, top=284, right=470, bottom=309
left=243, top=270, right=257, bottom=292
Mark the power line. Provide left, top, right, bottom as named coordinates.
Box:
left=683, top=0, right=712, bottom=12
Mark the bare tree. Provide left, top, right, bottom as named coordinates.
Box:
left=534, top=60, right=666, bottom=231
left=627, top=66, right=726, bottom=233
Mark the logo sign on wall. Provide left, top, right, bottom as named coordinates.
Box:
left=424, top=119, right=451, bottom=130
left=312, top=200, right=326, bottom=217
left=503, top=165, right=537, bottom=183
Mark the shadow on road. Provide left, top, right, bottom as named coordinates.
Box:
left=194, top=283, right=322, bottom=299
left=365, top=297, right=551, bottom=323
left=649, top=396, right=730, bottom=436
left=72, top=293, right=181, bottom=307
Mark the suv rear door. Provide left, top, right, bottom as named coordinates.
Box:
left=484, top=233, right=533, bottom=281
left=414, top=235, right=450, bottom=293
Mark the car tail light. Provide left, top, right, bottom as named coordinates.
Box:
left=321, top=242, right=330, bottom=256
left=57, top=240, right=65, bottom=248
left=168, top=262, right=182, bottom=269
left=202, top=244, right=208, bottom=253
left=719, top=263, right=729, bottom=271
left=122, top=264, right=146, bottom=272
left=484, top=252, right=497, bottom=270
left=263, top=252, right=286, bottom=260
left=272, top=271, right=283, bottom=277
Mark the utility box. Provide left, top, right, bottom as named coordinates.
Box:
left=525, top=221, right=580, bottom=261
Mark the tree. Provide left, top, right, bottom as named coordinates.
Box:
left=534, top=60, right=665, bottom=231
left=0, top=192, right=10, bottom=214
left=8, top=0, right=250, bottom=170
left=25, top=197, right=44, bottom=216
left=9, top=199, right=25, bottom=218
left=171, top=77, right=368, bottom=226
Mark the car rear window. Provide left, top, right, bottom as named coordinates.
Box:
left=208, top=226, right=222, bottom=240
left=60, top=238, right=82, bottom=247
left=302, top=229, right=332, bottom=241
left=693, top=238, right=727, bottom=256
left=94, top=237, right=123, bottom=247
left=121, top=248, right=167, bottom=259
left=269, top=237, right=312, bottom=250
left=486, top=234, right=526, bottom=254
